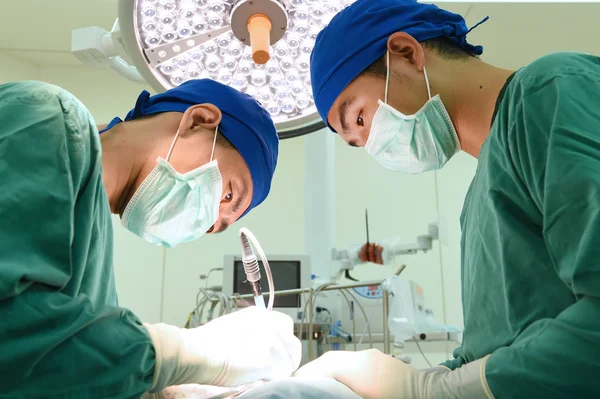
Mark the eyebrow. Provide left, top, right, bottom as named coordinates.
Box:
left=231, top=184, right=249, bottom=216
left=338, top=97, right=355, bottom=134
left=215, top=183, right=250, bottom=233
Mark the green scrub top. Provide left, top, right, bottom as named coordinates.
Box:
left=0, top=81, right=155, bottom=398
left=443, top=52, right=600, bottom=397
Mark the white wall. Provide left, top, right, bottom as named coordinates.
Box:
left=38, top=67, right=153, bottom=123
left=0, top=52, right=40, bottom=82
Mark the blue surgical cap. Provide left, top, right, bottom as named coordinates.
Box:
left=101, top=79, right=279, bottom=218
left=310, top=0, right=486, bottom=130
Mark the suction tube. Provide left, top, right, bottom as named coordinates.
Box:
left=239, top=228, right=275, bottom=310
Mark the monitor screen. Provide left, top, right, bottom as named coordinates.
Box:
left=233, top=260, right=301, bottom=308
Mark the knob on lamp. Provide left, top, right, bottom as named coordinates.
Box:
left=248, top=14, right=272, bottom=64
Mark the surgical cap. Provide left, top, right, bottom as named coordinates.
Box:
left=310, top=0, right=486, bottom=130
left=101, top=79, right=278, bottom=217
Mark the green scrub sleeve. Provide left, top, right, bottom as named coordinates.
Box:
left=0, top=81, right=156, bottom=399
left=2, top=288, right=157, bottom=399
left=485, top=66, right=600, bottom=398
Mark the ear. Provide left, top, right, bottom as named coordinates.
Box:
left=179, top=103, right=223, bottom=136
left=386, top=32, right=426, bottom=72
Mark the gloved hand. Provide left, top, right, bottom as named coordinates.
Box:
left=294, top=349, right=493, bottom=399
left=140, top=382, right=262, bottom=399
left=143, top=307, right=302, bottom=393
left=358, top=243, right=384, bottom=264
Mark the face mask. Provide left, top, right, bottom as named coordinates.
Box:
left=122, top=126, right=223, bottom=248
left=365, top=51, right=460, bottom=174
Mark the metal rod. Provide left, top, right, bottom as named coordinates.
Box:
left=308, top=288, right=314, bottom=361
left=328, top=332, right=457, bottom=344
left=365, top=208, right=370, bottom=244
left=319, top=280, right=384, bottom=291
left=210, top=280, right=387, bottom=302
left=383, top=288, right=390, bottom=355
left=395, top=264, right=407, bottom=276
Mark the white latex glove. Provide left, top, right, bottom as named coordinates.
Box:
left=294, top=349, right=494, bottom=399
left=143, top=307, right=302, bottom=393
left=140, top=382, right=264, bottom=399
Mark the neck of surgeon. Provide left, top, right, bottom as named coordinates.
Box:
left=428, top=55, right=514, bottom=158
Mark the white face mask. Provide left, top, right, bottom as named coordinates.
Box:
left=365, top=51, right=461, bottom=174
left=122, top=126, right=223, bottom=248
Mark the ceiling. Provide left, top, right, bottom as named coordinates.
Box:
left=0, top=1, right=598, bottom=69
left=0, top=0, right=119, bottom=67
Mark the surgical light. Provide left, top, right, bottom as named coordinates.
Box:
left=73, top=0, right=357, bottom=138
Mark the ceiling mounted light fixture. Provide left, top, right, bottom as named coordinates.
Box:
left=73, top=0, right=357, bottom=139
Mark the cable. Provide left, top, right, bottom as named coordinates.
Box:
left=298, top=283, right=336, bottom=345
left=433, top=172, right=449, bottom=327
left=295, top=292, right=306, bottom=341
left=198, top=298, right=209, bottom=322
left=207, top=299, right=218, bottom=321
left=412, top=338, right=432, bottom=367
left=298, top=283, right=333, bottom=340
left=191, top=286, right=237, bottom=326
left=233, top=293, right=242, bottom=311
left=342, top=289, right=373, bottom=349
left=299, top=283, right=330, bottom=334
left=194, top=289, right=210, bottom=319
left=203, top=267, right=223, bottom=289
left=337, top=290, right=356, bottom=351
left=297, top=283, right=374, bottom=352
left=357, top=297, right=381, bottom=346
left=357, top=268, right=405, bottom=346
left=298, top=284, right=356, bottom=352
left=315, top=307, right=334, bottom=350
left=296, top=292, right=303, bottom=322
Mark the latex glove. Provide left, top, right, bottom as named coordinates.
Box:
left=143, top=307, right=302, bottom=393
left=358, top=243, right=384, bottom=265
left=140, top=382, right=264, bottom=399
left=294, top=349, right=493, bottom=399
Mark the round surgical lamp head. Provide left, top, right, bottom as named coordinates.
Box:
left=118, top=0, right=357, bottom=139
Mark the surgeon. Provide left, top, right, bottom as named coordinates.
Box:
left=295, top=0, right=600, bottom=398
left=0, top=79, right=301, bottom=398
